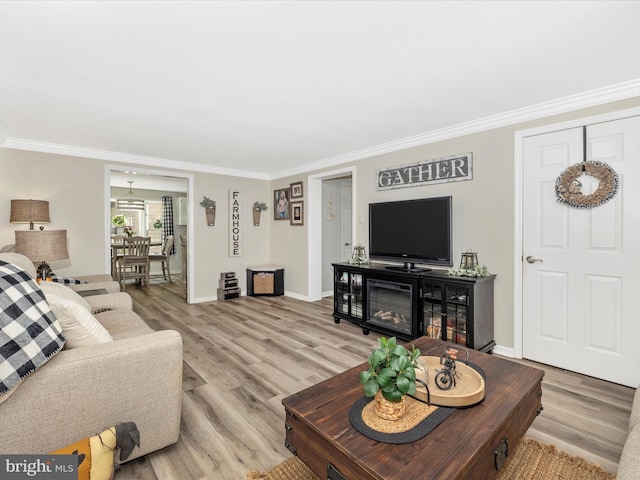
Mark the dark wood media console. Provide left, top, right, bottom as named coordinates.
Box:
left=333, top=262, right=496, bottom=352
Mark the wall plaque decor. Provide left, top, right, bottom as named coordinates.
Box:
left=376, top=153, right=472, bottom=190
left=229, top=190, right=241, bottom=257
left=274, top=188, right=290, bottom=220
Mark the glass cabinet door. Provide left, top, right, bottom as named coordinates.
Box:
left=423, top=281, right=471, bottom=347
left=423, top=283, right=443, bottom=339
left=350, top=272, right=363, bottom=319
left=445, top=285, right=470, bottom=346
left=334, top=269, right=363, bottom=320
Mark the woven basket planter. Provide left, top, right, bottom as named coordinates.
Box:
left=374, top=390, right=407, bottom=421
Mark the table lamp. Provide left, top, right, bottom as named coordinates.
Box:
left=15, top=230, right=69, bottom=280
left=10, top=199, right=51, bottom=230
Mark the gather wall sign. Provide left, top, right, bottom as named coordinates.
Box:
left=376, top=153, right=473, bottom=190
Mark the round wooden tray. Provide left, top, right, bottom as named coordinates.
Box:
left=410, top=355, right=485, bottom=407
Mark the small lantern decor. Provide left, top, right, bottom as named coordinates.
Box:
left=449, top=250, right=489, bottom=277
left=348, top=244, right=370, bottom=265
left=459, top=250, right=478, bottom=270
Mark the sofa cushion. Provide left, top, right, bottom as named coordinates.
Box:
left=39, top=280, right=92, bottom=312
left=94, top=310, right=154, bottom=339
left=0, top=252, right=37, bottom=278
left=46, top=294, right=113, bottom=348
left=0, top=260, right=65, bottom=396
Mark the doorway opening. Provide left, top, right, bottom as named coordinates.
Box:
left=106, top=166, right=194, bottom=302
left=307, top=166, right=356, bottom=302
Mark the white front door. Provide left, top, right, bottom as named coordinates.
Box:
left=522, top=115, right=640, bottom=387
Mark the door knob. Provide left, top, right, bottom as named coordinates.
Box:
left=525, top=256, right=543, bottom=264
left=345, top=242, right=352, bottom=246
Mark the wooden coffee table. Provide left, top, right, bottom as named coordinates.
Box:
left=282, top=337, right=544, bottom=480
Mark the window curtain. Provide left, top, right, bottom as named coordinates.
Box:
left=162, top=196, right=175, bottom=255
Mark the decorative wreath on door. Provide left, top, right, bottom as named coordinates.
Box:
left=555, top=160, right=619, bottom=208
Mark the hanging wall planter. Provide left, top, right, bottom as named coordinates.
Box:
left=200, top=196, right=216, bottom=226
left=252, top=201, right=268, bottom=226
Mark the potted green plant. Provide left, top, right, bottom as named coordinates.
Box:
left=252, top=201, right=268, bottom=226
left=122, top=225, right=136, bottom=237
left=359, top=336, right=421, bottom=420
left=111, top=214, right=126, bottom=234
left=153, top=219, right=163, bottom=229
left=199, top=196, right=216, bottom=226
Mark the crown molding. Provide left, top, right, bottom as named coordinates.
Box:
left=269, top=78, right=640, bottom=179
left=2, top=78, right=639, bottom=181
left=0, top=138, right=270, bottom=180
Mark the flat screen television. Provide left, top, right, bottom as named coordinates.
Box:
left=369, top=196, right=452, bottom=272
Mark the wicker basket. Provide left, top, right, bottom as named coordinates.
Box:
left=374, top=390, right=407, bottom=421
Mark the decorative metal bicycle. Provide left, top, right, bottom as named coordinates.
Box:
left=434, top=346, right=469, bottom=391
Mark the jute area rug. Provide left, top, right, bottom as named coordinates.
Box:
left=246, top=438, right=614, bottom=480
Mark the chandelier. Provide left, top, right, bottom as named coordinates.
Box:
left=116, top=180, right=145, bottom=211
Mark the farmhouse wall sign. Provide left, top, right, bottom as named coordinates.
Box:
left=229, top=190, right=241, bottom=257
left=376, top=152, right=473, bottom=190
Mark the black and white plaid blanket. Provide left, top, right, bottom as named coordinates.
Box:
left=0, top=260, right=65, bottom=396
left=49, top=273, right=88, bottom=285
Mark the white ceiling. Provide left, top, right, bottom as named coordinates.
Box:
left=1, top=1, right=640, bottom=180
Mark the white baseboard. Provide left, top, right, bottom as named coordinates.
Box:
left=493, top=344, right=515, bottom=358
left=192, top=294, right=218, bottom=304
left=284, top=290, right=309, bottom=301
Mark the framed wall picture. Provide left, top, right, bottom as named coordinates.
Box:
left=290, top=200, right=304, bottom=226
left=274, top=188, right=290, bottom=220
left=290, top=181, right=303, bottom=199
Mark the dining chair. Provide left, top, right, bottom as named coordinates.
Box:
left=116, top=236, right=151, bottom=291
left=111, top=235, right=125, bottom=278
left=149, top=235, right=173, bottom=282
left=180, top=235, right=187, bottom=299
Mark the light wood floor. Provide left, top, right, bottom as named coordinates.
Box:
left=116, top=280, right=635, bottom=479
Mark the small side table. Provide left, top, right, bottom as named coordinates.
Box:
left=247, top=265, right=284, bottom=296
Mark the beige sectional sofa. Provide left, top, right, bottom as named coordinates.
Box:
left=0, top=253, right=183, bottom=461
left=617, top=386, right=640, bottom=479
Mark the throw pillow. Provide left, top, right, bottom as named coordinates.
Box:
left=50, top=422, right=140, bottom=480
left=0, top=260, right=65, bottom=396
left=39, top=280, right=92, bottom=312
left=46, top=294, right=113, bottom=349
